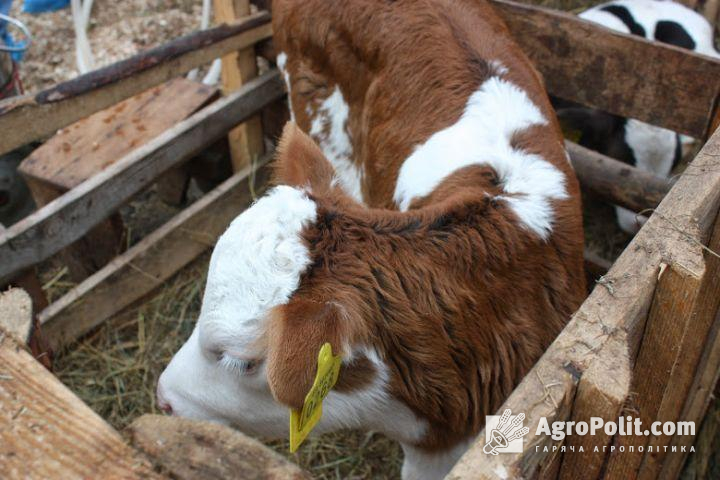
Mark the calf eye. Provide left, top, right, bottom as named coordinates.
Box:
left=218, top=352, right=261, bottom=375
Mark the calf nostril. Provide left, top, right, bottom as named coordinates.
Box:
left=156, top=382, right=173, bottom=415
left=159, top=401, right=173, bottom=415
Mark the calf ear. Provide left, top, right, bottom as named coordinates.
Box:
left=273, top=122, right=335, bottom=194
left=266, top=298, right=344, bottom=410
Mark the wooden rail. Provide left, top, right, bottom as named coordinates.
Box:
left=491, top=0, right=720, bottom=140
left=40, top=158, right=272, bottom=350
left=0, top=71, right=284, bottom=285
left=1, top=3, right=718, bottom=477
left=448, top=127, right=720, bottom=479
left=0, top=11, right=272, bottom=157
left=566, top=141, right=673, bottom=212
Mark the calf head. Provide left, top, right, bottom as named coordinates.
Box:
left=157, top=124, right=412, bottom=441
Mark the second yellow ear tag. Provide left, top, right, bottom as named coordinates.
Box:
left=289, top=342, right=342, bottom=453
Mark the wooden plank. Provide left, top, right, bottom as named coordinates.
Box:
left=558, top=334, right=631, bottom=480
left=40, top=158, right=272, bottom=350
left=0, top=11, right=272, bottom=157
left=660, top=310, right=720, bottom=478
left=0, top=293, right=159, bottom=479
left=447, top=125, right=720, bottom=479
left=128, top=414, right=310, bottom=479
left=0, top=70, right=284, bottom=285
left=18, top=79, right=217, bottom=280
left=567, top=141, right=673, bottom=212
left=447, top=358, right=579, bottom=478
left=215, top=0, right=265, bottom=171
left=635, top=212, right=720, bottom=479
left=603, top=262, right=704, bottom=477
left=19, top=78, right=217, bottom=192
left=491, top=0, right=720, bottom=139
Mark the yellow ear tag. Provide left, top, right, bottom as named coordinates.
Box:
left=289, top=342, right=342, bottom=453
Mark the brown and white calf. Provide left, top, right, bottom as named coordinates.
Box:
left=158, top=0, right=585, bottom=477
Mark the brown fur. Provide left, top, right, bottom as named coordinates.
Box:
left=265, top=0, right=586, bottom=454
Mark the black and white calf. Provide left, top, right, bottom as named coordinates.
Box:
left=556, top=0, right=720, bottom=233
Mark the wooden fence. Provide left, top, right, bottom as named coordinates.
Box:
left=1, top=0, right=719, bottom=477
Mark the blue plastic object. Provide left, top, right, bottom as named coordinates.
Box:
left=0, top=0, right=12, bottom=37
left=1, top=0, right=25, bottom=61
left=22, top=0, right=69, bottom=14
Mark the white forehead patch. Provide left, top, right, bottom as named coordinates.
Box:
left=393, top=77, right=568, bottom=239
left=308, top=86, right=365, bottom=204
left=199, top=185, right=317, bottom=351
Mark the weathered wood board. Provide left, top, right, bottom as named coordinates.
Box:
left=492, top=0, right=720, bottom=139
left=0, top=289, right=33, bottom=343
left=16, top=78, right=218, bottom=280
left=128, top=415, right=310, bottom=479
left=19, top=78, right=217, bottom=192
left=0, top=12, right=272, bottom=157
left=215, top=0, right=265, bottom=171
left=566, top=141, right=672, bottom=212
left=0, top=291, right=159, bottom=479
left=0, top=70, right=285, bottom=285
left=448, top=121, right=720, bottom=479
left=40, top=158, right=272, bottom=350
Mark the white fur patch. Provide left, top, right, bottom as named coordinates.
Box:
left=199, top=185, right=317, bottom=352
left=615, top=119, right=675, bottom=234
left=158, top=185, right=318, bottom=431
left=277, top=52, right=296, bottom=121
left=581, top=0, right=720, bottom=59
left=158, top=335, right=426, bottom=456
left=157, top=193, right=427, bottom=449
left=308, top=86, right=365, bottom=204
left=580, top=9, right=632, bottom=34
left=393, top=77, right=568, bottom=239
left=615, top=205, right=646, bottom=234
left=624, top=119, right=676, bottom=177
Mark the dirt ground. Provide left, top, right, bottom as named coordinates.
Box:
left=10, top=0, right=203, bottom=92
left=5, top=0, right=718, bottom=478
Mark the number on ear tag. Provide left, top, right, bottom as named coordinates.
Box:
left=289, top=342, right=342, bottom=453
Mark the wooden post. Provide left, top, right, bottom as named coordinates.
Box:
left=0, top=289, right=33, bottom=343
left=214, top=0, right=265, bottom=171
left=0, top=224, right=49, bottom=354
